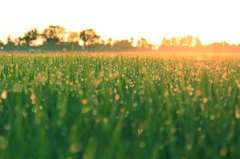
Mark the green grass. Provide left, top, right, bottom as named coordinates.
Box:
left=0, top=53, right=239, bottom=159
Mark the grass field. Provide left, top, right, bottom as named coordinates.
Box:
left=0, top=53, right=239, bottom=159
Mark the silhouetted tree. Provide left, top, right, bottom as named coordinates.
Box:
left=62, top=31, right=81, bottom=52
left=5, top=35, right=15, bottom=50
left=159, top=36, right=205, bottom=51
left=22, top=28, right=39, bottom=47
left=206, top=42, right=231, bottom=52
left=43, top=25, right=66, bottom=50
left=185, top=35, right=194, bottom=47
left=107, top=38, right=113, bottom=45
left=67, top=32, right=80, bottom=42
left=130, top=37, right=134, bottom=45
left=195, top=37, right=202, bottom=47
left=17, top=37, right=25, bottom=46
left=137, top=38, right=152, bottom=50
left=113, top=40, right=134, bottom=51
left=179, top=37, right=187, bottom=47
left=101, top=38, right=113, bottom=51
left=0, top=41, right=4, bottom=50
left=1, top=26, right=240, bottom=53
left=79, top=29, right=100, bottom=50
left=161, top=37, right=171, bottom=47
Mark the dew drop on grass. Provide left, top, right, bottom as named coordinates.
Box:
left=70, top=142, right=81, bottom=153
left=220, top=148, right=228, bottom=156
left=210, top=115, right=215, bottom=120
left=82, top=99, right=88, bottom=105
left=103, top=118, right=109, bottom=123
left=82, top=107, right=91, bottom=114
left=186, top=144, right=192, bottom=151
left=137, top=129, right=143, bottom=136
left=133, top=102, right=138, bottom=107
left=235, top=109, right=240, bottom=119
left=1, top=90, right=7, bottom=99
left=165, top=120, right=171, bottom=125
left=115, top=94, right=120, bottom=100
left=203, top=98, right=208, bottom=103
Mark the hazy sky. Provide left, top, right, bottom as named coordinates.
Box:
left=1, top=0, right=240, bottom=44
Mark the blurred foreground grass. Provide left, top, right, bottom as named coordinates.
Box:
left=0, top=53, right=239, bottom=159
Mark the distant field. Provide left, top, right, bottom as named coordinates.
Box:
left=0, top=53, right=239, bottom=159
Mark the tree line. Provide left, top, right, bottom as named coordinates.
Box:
left=0, top=25, right=240, bottom=53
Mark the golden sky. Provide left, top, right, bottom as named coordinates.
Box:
left=1, top=0, right=240, bottom=45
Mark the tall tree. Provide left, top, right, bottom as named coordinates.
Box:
left=137, top=38, right=152, bottom=49
left=0, top=40, right=4, bottom=50
left=194, top=37, right=202, bottom=47
left=179, top=37, right=188, bottom=47
left=79, top=29, right=100, bottom=49
left=185, top=35, right=194, bottom=47
left=43, top=25, right=66, bottom=49
left=5, top=35, right=15, bottom=50
left=171, top=37, right=179, bottom=47
left=67, top=32, right=80, bottom=42
left=113, top=40, right=133, bottom=51
left=22, top=28, right=39, bottom=47
left=161, top=37, right=171, bottom=47
left=107, top=38, right=113, bottom=45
